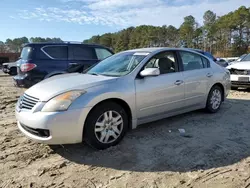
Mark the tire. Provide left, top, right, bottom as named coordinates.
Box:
left=9, top=67, right=17, bottom=76
left=83, top=102, right=128, bottom=150
left=206, top=85, right=223, bottom=113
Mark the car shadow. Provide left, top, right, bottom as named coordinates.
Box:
left=51, top=98, right=250, bottom=172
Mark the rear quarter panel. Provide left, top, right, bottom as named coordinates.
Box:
left=33, top=45, right=69, bottom=79
left=210, top=61, right=231, bottom=98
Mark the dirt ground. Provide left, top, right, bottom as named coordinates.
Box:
left=1, top=72, right=250, bottom=188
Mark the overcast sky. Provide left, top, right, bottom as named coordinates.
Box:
left=0, top=0, right=249, bottom=42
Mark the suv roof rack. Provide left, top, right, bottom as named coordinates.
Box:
left=62, top=41, right=83, bottom=44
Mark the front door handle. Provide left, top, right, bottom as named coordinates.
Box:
left=174, top=80, right=184, bottom=85
left=69, top=62, right=78, bottom=66
left=207, top=73, right=213, bottom=77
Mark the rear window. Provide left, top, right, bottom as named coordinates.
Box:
left=20, top=47, right=32, bottom=60
left=42, top=46, right=67, bottom=60
left=69, top=46, right=96, bottom=60
left=204, top=52, right=216, bottom=61
left=95, top=48, right=113, bottom=60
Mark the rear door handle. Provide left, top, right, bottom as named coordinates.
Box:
left=69, top=62, right=78, bottom=66
left=174, top=80, right=184, bottom=85
left=207, top=73, right=213, bottom=77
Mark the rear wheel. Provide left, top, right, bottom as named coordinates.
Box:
left=83, top=102, right=128, bottom=150
left=206, top=85, right=223, bottom=113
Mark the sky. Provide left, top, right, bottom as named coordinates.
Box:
left=0, top=0, right=249, bottom=42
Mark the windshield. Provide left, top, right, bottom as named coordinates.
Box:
left=20, top=47, right=32, bottom=60
left=87, top=51, right=148, bottom=77
left=241, top=54, right=250, bottom=62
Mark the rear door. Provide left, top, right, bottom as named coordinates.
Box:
left=178, top=50, right=213, bottom=107
left=68, top=45, right=114, bottom=73
left=37, top=45, right=68, bottom=75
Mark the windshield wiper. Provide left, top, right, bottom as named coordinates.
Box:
left=87, top=73, right=99, bottom=76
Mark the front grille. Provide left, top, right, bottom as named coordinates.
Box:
left=20, top=123, right=50, bottom=138
left=230, top=69, right=250, bottom=75
left=19, top=93, right=39, bottom=110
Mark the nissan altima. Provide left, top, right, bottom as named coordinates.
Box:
left=15, top=48, right=231, bottom=149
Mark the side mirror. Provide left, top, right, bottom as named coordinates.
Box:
left=140, top=68, right=160, bottom=77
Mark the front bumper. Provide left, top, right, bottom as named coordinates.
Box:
left=230, top=74, right=250, bottom=88
left=16, top=106, right=92, bottom=145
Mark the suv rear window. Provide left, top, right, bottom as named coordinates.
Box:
left=42, top=46, right=67, bottom=59
left=20, top=47, right=32, bottom=60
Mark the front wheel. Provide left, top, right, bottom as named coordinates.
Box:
left=83, top=102, right=128, bottom=150
left=206, top=85, right=223, bottom=113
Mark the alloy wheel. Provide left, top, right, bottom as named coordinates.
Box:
left=94, top=110, right=123, bottom=144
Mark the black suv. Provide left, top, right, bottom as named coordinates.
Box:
left=13, top=42, right=114, bottom=87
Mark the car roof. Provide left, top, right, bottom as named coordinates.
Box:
left=23, top=42, right=113, bottom=51
left=123, top=47, right=207, bottom=54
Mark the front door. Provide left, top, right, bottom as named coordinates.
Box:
left=68, top=45, right=98, bottom=72
left=178, top=50, right=213, bottom=107
left=135, top=51, right=185, bottom=121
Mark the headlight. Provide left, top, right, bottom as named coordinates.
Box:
left=41, top=90, right=86, bottom=112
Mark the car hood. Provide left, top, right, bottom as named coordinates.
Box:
left=226, top=61, right=250, bottom=70
left=25, top=73, right=117, bottom=101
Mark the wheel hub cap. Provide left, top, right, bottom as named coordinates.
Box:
left=94, top=110, right=123, bottom=144
left=210, top=89, right=222, bottom=110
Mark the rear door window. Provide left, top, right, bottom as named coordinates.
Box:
left=201, top=57, right=210, bottom=68
left=180, top=51, right=205, bottom=71
left=95, top=48, right=113, bottom=60
left=69, top=45, right=96, bottom=60
left=42, top=46, right=68, bottom=60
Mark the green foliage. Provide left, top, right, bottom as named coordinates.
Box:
left=5, top=37, right=29, bottom=52
left=30, top=37, right=63, bottom=43
left=2, top=37, right=63, bottom=53
left=84, top=6, right=250, bottom=56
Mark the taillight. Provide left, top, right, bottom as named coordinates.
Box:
left=20, top=62, right=36, bottom=72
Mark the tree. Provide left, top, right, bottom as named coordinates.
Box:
left=30, top=37, right=63, bottom=43
left=0, top=41, right=7, bottom=53
left=2, top=6, right=249, bottom=57
left=179, top=15, right=196, bottom=48
left=203, top=10, right=217, bottom=52
left=99, top=33, right=113, bottom=48
left=5, top=37, right=29, bottom=52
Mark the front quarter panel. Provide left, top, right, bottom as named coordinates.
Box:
left=69, top=77, right=136, bottom=121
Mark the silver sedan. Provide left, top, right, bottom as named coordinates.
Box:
left=15, top=48, right=231, bottom=149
